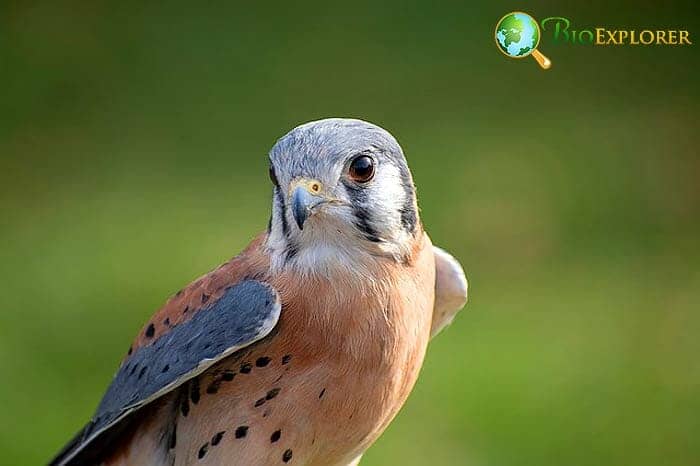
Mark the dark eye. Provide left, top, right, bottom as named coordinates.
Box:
left=348, top=155, right=375, bottom=183
left=269, top=165, right=279, bottom=186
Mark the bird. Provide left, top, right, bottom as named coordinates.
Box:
left=50, top=118, right=468, bottom=466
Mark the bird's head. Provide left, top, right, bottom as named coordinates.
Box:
left=265, top=118, right=420, bottom=275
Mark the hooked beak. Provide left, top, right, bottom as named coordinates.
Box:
left=290, top=179, right=328, bottom=230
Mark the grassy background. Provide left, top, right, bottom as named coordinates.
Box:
left=1, top=1, right=699, bottom=465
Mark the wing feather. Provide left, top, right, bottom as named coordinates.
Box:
left=50, top=279, right=280, bottom=466
left=431, top=246, right=468, bottom=337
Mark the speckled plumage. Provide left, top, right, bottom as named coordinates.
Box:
left=50, top=119, right=467, bottom=466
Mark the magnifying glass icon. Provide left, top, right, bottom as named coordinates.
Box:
left=495, top=12, right=551, bottom=70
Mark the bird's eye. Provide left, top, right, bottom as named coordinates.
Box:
left=348, top=155, right=375, bottom=183
left=269, top=165, right=279, bottom=186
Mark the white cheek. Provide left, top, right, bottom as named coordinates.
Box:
left=367, top=163, right=407, bottom=234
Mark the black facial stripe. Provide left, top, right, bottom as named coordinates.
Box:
left=272, top=185, right=299, bottom=263
left=396, top=162, right=417, bottom=234
left=399, top=180, right=417, bottom=233
left=354, top=206, right=382, bottom=242
left=274, top=186, right=290, bottom=237
left=400, top=204, right=416, bottom=233
left=343, top=182, right=383, bottom=242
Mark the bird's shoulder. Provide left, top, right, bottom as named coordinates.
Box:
left=126, top=232, right=272, bottom=357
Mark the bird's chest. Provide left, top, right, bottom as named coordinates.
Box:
left=308, top=304, right=432, bottom=465
left=274, top=260, right=435, bottom=464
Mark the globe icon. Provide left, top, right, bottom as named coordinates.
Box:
left=495, top=12, right=551, bottom=69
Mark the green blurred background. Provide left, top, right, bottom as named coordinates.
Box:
left=1, top=1, right=699, bottom=465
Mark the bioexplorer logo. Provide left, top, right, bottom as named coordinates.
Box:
left=495, top=12, right=693, bottom=70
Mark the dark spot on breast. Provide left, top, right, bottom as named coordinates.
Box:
left=145, top=323, right=155, bottom=338
left=281, top=354, right=292, bottom=365
left=164, top=317, right=171, bottom=327
left=198, top=443, right=208, bottom=459
left=191, top=378, right=200, bottom=404
left=319, top=388, right=326, bottom=399
left=235, top=426, right=249, bottom=439
left=181, top=396, right=190, bottom=417
left=240, top=362, right=252, bottom=374
left=256, top=356, right=271, bottom=367
left=222, top=370, right=235, bottom=381
left=211, top=431, right=225, bottom=446
left=206, top=380, right=221, bottom=395
left=183, top=305, right=190, bottom=314
left=283, top=449, right=293, bottom=462
left=138, top=366, right=147, bottom=379
left=201, top=293, right=210, bottom=304
left=266, top=388, right=281, bottom=400
left=127, top=346, right=133, bottom=356
left=270, top=430, right=281, bottom=443
left=161, top=364, right=169, bottom=373
left=255, top=397, right=266, bottom=407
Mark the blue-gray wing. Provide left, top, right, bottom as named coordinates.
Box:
left=50, top=279, right=281, bottom=466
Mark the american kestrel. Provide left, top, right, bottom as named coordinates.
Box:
left=50, top=118, right=468, bottom=466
